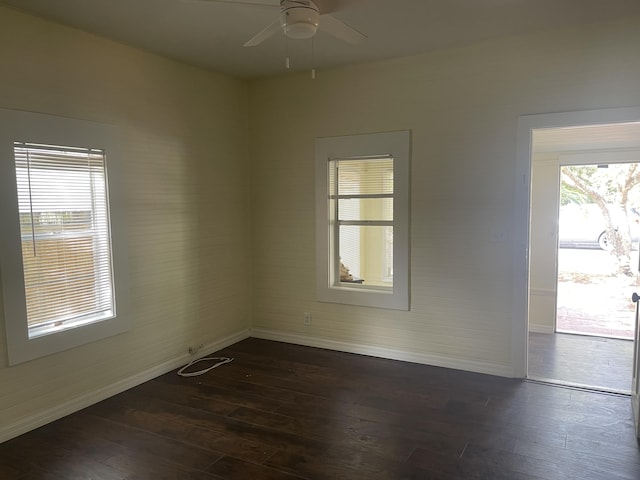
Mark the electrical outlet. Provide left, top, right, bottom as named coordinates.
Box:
left=304, top=312, right=312, bottom=326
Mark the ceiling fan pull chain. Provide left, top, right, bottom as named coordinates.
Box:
left=311, top=36, right=316, bottom=79
left=285, top=34, right=291, bottom=69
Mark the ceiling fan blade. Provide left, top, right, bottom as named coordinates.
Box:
left=244, top=17, right=282, bottom=46
left=314, top=0, right=366, bottom=15
left=180, top=0, right=279, bottom=6
left=320, top=14, right=366, bottom=45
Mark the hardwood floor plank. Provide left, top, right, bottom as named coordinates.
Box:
left=564, top=433, right=640, bottom=465
left=528, top=332, right=632, bottom=392
left=103, top=452, right=225, bottom=480
left=160, top=369, right=317, bottom=408
left=152, top=372, right=286, bottom=413
left=133, top=377, right=244, bottom=415
left=66, top=412, right=224, bottom=470
left=202, top=357, right=363, bottom=403
left=228, top=405, right=417, bottom=462
left=455, top=443, right=560, bottom=480
left=85, top=394, right=279, bottom=464
left=568, top=389, right=634, bottom=419
left=0, top=463, right=22, bottom=479
left=513, top=438, right=640, bottom=480
left=0, top=437, right=124, bottom=480
left=16, top=473, right=67, bottom=480
left=406, top=445, right=548, bottom=480
left=206, top=455, right=308, bottom=480
left=265, top=445, right=441, bottom=480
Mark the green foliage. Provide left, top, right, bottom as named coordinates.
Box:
left=561, top=164, right=640, bottom=207
left=560, top=182, right=589, bottom=206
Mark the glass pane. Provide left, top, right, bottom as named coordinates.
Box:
left=338, top=197, right=393, bottom=221
left=14, top=143, right=114, bottom=334
left=339, top=225, right=393, bottom=288
left=337, top=158, right=393, bottom=196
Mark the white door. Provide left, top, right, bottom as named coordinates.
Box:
left=632, top=285, right=640, bottom=438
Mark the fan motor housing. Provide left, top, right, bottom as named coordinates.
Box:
left=280, top=1, right=320, bottom=39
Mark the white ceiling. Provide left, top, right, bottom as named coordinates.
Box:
left=2, top=0, right=640, bottom=79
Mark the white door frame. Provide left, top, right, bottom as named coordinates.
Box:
left=512, top=106, right=640, bottom=378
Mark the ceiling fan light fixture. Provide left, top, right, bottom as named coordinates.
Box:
left=284, top=21, right=318, bottom=39
left=280, top=2, right=320, bottom=39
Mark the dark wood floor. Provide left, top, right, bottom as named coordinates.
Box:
left=1, top=338, right=639, bottom=479
left=528, top=332, right=633, bottom=393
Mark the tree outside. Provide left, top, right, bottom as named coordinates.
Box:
left=561, top=163, right=640, bottom=276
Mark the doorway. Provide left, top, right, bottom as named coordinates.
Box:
left=527, top=123, right=640, bottom=393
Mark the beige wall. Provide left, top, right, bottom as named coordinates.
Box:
left=0, top=7, right=250, bottom=440
left=529, top=156, right=560, bottom=333
left=249, top=16, right=640, bottom=375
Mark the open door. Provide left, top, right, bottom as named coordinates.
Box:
left=632, top=239, right=640, bottom=438
left=632, top=287, right=640, bottom=438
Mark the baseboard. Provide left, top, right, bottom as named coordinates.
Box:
left=528, top=324, right=555, bottom=334
left=1, top=328, right=250, bottom=444
left=250, top=328, right=513, bottom=378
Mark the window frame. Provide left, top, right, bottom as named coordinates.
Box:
left=0, top=109, right=129, bottom=365
left=315, top=130, right=410, bottom=310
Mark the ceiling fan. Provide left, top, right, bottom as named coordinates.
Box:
left=192, top=0, right=367, bottom=47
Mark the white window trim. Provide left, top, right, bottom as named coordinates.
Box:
left=315, top=130, right=410, bottom=310
left=0, top=109, right=129, bottom=365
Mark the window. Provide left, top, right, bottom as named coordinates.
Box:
left=315, top=131, right=410, bottom=310
left=0, top=110, right=128, bottom=365
left=15, top=143, right=114, bottom=338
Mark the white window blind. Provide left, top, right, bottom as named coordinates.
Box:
left=14, top=142, right=114, bottom=338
